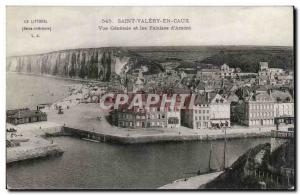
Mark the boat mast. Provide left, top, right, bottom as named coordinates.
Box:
left=223, top=127, right=227, bottom=170
left=208, top=143, right=212, bottom=171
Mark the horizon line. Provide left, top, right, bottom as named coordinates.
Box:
left=7, top=44, right=293, bottom=58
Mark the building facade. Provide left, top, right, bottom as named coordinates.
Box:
left=181, top=93, right=230, bottom=129
left=181, top=104, right=211, bottom=129
left=6, top=108, right=47, bottom=125
left=220, top=64, right=236, bottom=78
left=270, top=90, right=294, bottom=130
left=112, top=107, right=168, bottom=128
left=209, top=94, right=231, bottom=128
left=238, top=91, right=275, bottom=127
left=112, top=98, right=181, bottom=129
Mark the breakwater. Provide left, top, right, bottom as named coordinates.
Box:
left=7, top=144, right=64, bottom=164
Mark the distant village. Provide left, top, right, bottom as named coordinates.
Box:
left=7, top=61, right=294, bottom=133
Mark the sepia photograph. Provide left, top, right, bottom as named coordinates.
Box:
left=5, top=6, right=295, bottom=190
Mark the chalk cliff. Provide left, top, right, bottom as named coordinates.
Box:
left=6, top=47, right=163, bottom=81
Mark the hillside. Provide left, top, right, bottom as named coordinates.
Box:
left=201, top=48, right=294, bottom=72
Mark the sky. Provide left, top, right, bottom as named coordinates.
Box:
left=6, top=6, right=293, bottom=56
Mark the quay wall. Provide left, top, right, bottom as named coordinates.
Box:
left=7, top=144, right=64, bottom=164
left=63, top=127, right=271, bottom=144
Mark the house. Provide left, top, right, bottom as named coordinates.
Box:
left=6, top=108, right=47, bottom=125
left=220, top=64, right=236, bottom=78
left=237, top=90, right=275, bottom=127
left=181, top=93, right=230, bottom=129
left=112, top=95, right=181, bottom=129
left=112, top=106, right=168, bottom=128
left=258, top=61, right=285, bottom=86
left=166, top=105, right=181, bottom=128
left=195, top=81, right=214, bottom=94
left=181, top=94, right=211, bottom=129
left=259, top=62, right=269, bottom=71
left=197, top=68, right=220, bottom=80
left=209, top=94, right=231, bottom=128
left=270, top=90, right=294, bottom=129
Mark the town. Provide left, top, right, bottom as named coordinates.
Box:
left=97, top=61, right=294, bottom=132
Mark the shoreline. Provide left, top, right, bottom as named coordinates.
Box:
left=7, top=144, right=64, bottom=165
left=6, top=71, right=105, bottom=84
left=159, top=171, right=224, bottom=189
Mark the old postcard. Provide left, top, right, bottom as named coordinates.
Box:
left=6, top=6, right=294, bottom=190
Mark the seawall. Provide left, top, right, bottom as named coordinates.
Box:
left=63, top=127, right=271, bottom=144
left=7, top=144, right=64, bottom=164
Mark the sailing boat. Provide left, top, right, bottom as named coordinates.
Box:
left=185, top=127, right=228, bottom=176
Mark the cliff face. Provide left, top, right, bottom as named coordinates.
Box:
left=6, top=48, right=135, bottom=81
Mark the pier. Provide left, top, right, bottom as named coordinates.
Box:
left=6, top=121, right=64, bottom=164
